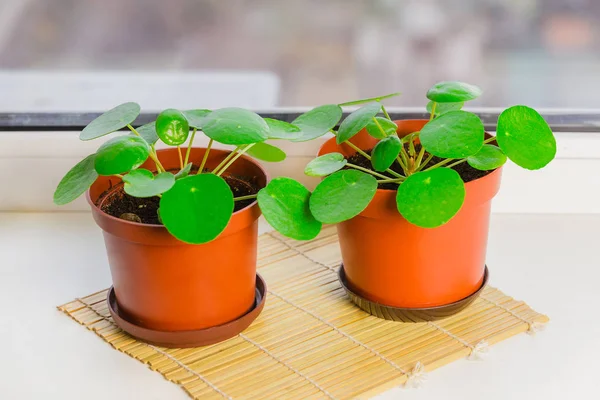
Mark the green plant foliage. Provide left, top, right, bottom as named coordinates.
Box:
left=338, top=92, right=401, bottom=106
left=123, top=169, right=175, bottom=198
left=365, top=117, right=397, bottom=139
left=156, top=109, right=190, bottom=146
left=336, top=103, right=382, bottom=144
left=496, top=105, right=556, bottom=170
left=53, top=154, right=98, bottom=205
left=246, top=142, right=286, bottom=162
left=427, top=81, right=482, bottom=103
left=426, top=101, right=464, bottom=116
left=136, top=122, right=159, bottom=145
left=371, top=136, right=402, bottom=172
left=94, top=136, right=150, bottom=176
left=80, top=102, right=141, bottom=140
left=201, top=108, right=269, bottom=145
left=175, top=162, right=193, bottom=180
left=264, top=118, right=302, bottom=140
left=467, top=144, right=507, bottom=171
left=309, top=170, right=377, bottom=224
left=419, top=110, right=484, bottom=158
left=159, top=174, right=234, bottom=244
left=182, top=109, right=211, bottom=129
left=304, top=153, right=347, bottom=176
left=291, top=105, right=343, bottom=142
left=396, top=168, right=465, bottom=228
left=258, top=177, right=322, bottom=240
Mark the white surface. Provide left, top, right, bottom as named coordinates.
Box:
left=1, top=212, right=599, bottom=399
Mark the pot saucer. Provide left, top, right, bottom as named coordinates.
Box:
left=107, top=274, right=267, bottom=348
left=338, top=266, right=489, bottom=322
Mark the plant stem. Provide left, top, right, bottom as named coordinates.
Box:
left=445, top=159, right=468, bottom=169
left=212, top=147, right=239, bottom=174
left=377, top=177, right=404, bottom=184
left=415, top=146, right=426, bottom=169
left=346, top=163, right=394, bottom=180
left=415, top=153, right=434, bottom=172
left=340, top=133, right=404, bottom=179
left=423, top=157, right=454, bottom=171
left=234, top=194, right=258, bottom=202
left=484, top=136, right=496, bottom=144
left=381, top=104, right=392, bottom=120
left=216, top=144, right=255, bottom=177
left=198, top=138, right=213, bottom=174
left=113, top=174, right=124, bottom=179
left=429, top=102, right=437, bottom=121
left=127, top=124, right=165, bottom=172
left=177, top=145, right=184, bottom=170
left=184, top=128, right=197, bottom=166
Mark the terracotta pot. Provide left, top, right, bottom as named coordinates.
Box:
left=319, top=120, right=502, bottom=308
left=87, top=148, right=267, bottom=331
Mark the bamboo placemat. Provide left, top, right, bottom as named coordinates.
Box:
left=58, top=226, right=548, bottom=400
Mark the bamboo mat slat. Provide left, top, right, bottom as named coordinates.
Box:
left=58, top=226, right=548, bottom=400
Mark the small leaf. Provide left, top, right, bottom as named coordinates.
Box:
left=291, top=105, right=343, bottom=142
left=156, top=109, right=190, bottom=146
left=427, top=81, right=482, bottom=103
left=420, top=110, right=484, bottom=158
left=80, top=102, right=141, bottom=140
left=426, top=101, right=464, bottom=116
left=496, top=105, right=556, bottom=170
left=339, top=92, right=401, bottom=106
left=136, top=121, right=158, bottom=145
left=304, top=153, right=347, bottom=176
left=264, top=118, right=302, bottom=140
left=336, top=102, right=382, bottom=144
left=467, top=144, right=507, bottom=171
left=371, top=136, right=402, bottom=172
left=258, top=177, right=322, bottom=240
left=159, top=174, right=234, bottom=244
left=201, top=108, right=269, bottom=145
left=123, top=169, right=175, bottom=198
left=53, top=154, right=98, bottom=205
left=396, top=168, right=465, bottom=228
left=365, top=117, right=397, bottom=139
left=94, top=135, right=150, bottom=176
left=246, top=142, right=286, bottom=162
left=175, top=162, right=193, bottom=180
left=182, top=109, right=211, bottom=129
left=309, top=170, right=377, bottom=224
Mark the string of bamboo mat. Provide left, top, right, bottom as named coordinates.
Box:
left=58, top=226, right=549, bottom=400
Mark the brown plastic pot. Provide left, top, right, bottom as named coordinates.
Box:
left=87, top=148, right=267, bottom=331
left=319, top=120, right=502, bottom=308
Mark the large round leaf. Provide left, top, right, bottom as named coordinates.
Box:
left=371, top=135, right=402, bottom=172
left=246, top=142, right=286, bottom=162
left=426, top=81, right=482, bottom=103
left=53, top=154, right=98, bottom=205
left=264, top=118, right=302, bottom=140
left=396, top=168, right=465, bottom=228
left=258, top=177, right=322, bottom=240
left=496, top=105, right=556, bottom=170
left=338, top=92, right=401, bottom=106
left=136, top=121, right=158, bottom=145
left=336, top=102, right=382, bottom=144
left=420, top=110, right=484, bottom=158
left=80, top=102, right=141, bottom=140
left=159, top=174, right=234, bottom=244
left=291, top=104, right=343, bottom=142
left=182, top=109, right=211, bottom=129
left=309, top=170, right=377, bottom=224
left=366, top=117, right=397, bottom=139
left=467, top=144, right=507, bottom=171
left=123, top=169, right=175, bottom=197
left=426, top=101, right=464, bottom=117
left=94, top=136, right=150, bottom=176
left=304, top=153, right=347, bottom=176
left=201, top=108, right=269, bottom=145
left=156, top=109, right=190, bottom=146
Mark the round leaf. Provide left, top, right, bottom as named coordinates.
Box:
left=264, top=118, right=302, bottom=140
left=420, top=110, right=484, bottom=158
left=136, top=121, right=158, bottom=146
left=123, top=169, right=175, bottom=198
left=175, top=162, right=193, bottom=180
left=156, top=109, right=190, bottom=146
left=182, top=109, right=211, bottom=129
left=496, top=105, right=556, bottom=170
left=309, top=170, right=377, bottom=224
left=396, top=168, right=465, bottom=228
left=371, top=135, right=402, bottom=172
left=246, top=142, right=286, bottom=162
left=53, top=154, right=98, bottom=205
left=365, top=117, right=397, bottom=139
left=304, top=153, right=347, bottom=176
left=80, top=102, right=141, bottom=140
left=336, top=102, right=381, bottom=144
left=339, top=92, right=401, bottom=106
left=427, top=81, right=482, bottom=103
left=201, top=108, right=269, bottom=145
left=258, top=177, right=322, bottom=240
left=426, top=101, right=464, bottom=116
left=159, top=174, right=234, bottom=244
left=94, top=135, right=150, bottom=176
left=291, top=105, right=343, bottom=142
left=467, top=144, right=507, bottom=171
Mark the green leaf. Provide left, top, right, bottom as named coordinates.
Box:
left=304, top=153, right=347, bottom=176
left=371, top=135, right=402, bottom=172
left=159, top=174, right=234, bottom=244
left=309, top=170, right=377, bottom=224
left=264, top=118, right=302, bottom=140
left=365, top=117, right=397, bottom=139
left=201, top=108, right=269, bottom=145
left=426, top=81, right=482, bottom=103
left=426, top=101, right=464, bottom=116
left=94, top=135, right=150, bottom=176
left=182, top=109, right=211, bottom=129
left=175, top=162, right=193, bottom=180
left=122, top=169, right=175, bottom=198
left=338, top=92, right=401, bottom=106
left=53, top=154, right=98, bottom=205
left=336, top=102, right=382, bottom=144
left=156, top=109, right=190, bottom=146
left=467, top=144, right=507, bottom=171
left=246, top=142, right=286, bottom=162
left=80, top=102, right=141, bottom=140
left=291, top=105, right=343, bottom=142
left=496, top=105, right=556, bottom=170
left=136, top=121, right=158, bottom=145
left=257, top=177, right=322, bottom=240
left=396, top=168, right=465, bottom=228
left=420, top=110, right=484, bottom=158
